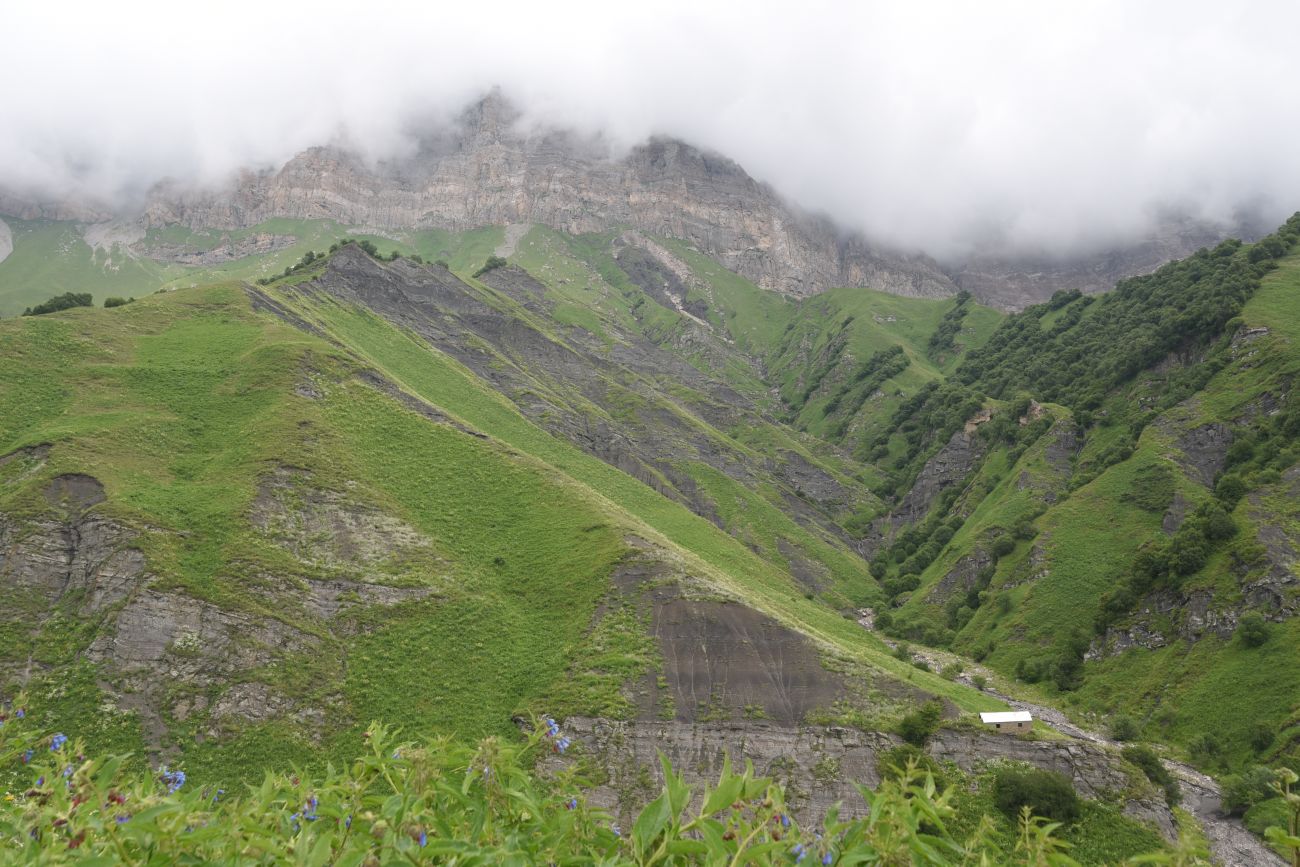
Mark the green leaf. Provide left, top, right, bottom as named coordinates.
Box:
left=631, top=792, right=671, bottom=857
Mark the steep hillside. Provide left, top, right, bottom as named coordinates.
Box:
left=864, top=217, right=1300, bottom=785
left=1, top=241, right=1035, bottom=798
left=5, top=206, right=1295, bottom=859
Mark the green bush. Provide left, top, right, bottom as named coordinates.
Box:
left=23, top=292, right=93, bottom=316
left=1121, top=745, right=1181, bottom=806
left=1223, top=766, right=1278, bottom=815
left=1109, top=716, right=1140, bottom=742
left=474, top=255, right=509, bottom=277
left=103, top=296, right=133, bottom=308
left=897, top=700, right=943, bottom=746
left=1237, top=612, right=1270, bottom=647
left=990, top=534, right=1016, bottom=558
left=992, top=765, right=1081, bottom=823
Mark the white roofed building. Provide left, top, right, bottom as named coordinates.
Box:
left=979, top=710, right=1032, bottom=732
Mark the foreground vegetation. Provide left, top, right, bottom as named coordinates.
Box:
left=4, top=701, right=1280, bottom=865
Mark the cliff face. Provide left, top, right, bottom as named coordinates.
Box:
left=140, top=94, right=956, bottom=300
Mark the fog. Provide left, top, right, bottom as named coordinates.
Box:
left=4, top=0, right=1298, bottom=259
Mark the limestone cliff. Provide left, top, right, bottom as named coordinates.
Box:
left=139, top=94, right=954, bottom=300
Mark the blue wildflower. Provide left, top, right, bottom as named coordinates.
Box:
left=792, top=842, right=806, bottom=862
left=556, top=736, right=571, bottom=754
left=36, top=776, right=44, bottom=786
left=303, top=796, right=319, bottom=821
left=15, top=709, right=23, bottom=718
left=22, top=750, right=33, bottom=764
left=116, top=815, right=131, bottom=825
left=566, top=798, right=577, bottom=810
left=344, top=815, right=352, bottom=830
left=50, top=733, right=67, bottom=751
left=611, top=824, right=621, bottom=838
left=62, top=765, right=73, bottom=779
left=780, top=813, right=790, bottom=828
left=392, top=749, right=401, bottom=759
left=159, top=767, right=186, bottom=793
left=822, top=854, right=834, bottom=865
left=418, top=830, right=427, bottom=848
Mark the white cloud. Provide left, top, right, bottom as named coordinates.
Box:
left=3, top=0, right=1298, bottom=258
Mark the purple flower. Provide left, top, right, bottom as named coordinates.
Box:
left=612, top=823, right=622, bottom=837
left=566, top=798, right=577, bottom=810
left=555, top=736, right=571, bottom=754
left=50, top=733, right=68, bottom=751
left=116, top=815, right=131, bottom=825
left=36, top=776, right=45, bottom=786
left=822, top=854, right=834, bottom=865
left=344, top=815, right=352, bottom=830
left=22, top=750, right=33, bottom=764
left=15, top=709, right=24, bottom=719
left=159, top=767, right=186, bottom=793
left=418, top=830, right=427, bottom=848
left=792, top=843, right=806, bottom=862
left=780, top=814, right=790, bottom=828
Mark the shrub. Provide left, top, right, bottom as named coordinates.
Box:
left=1109, top=716, right=1140, bottom=742
left=23, top=292, right=93, bottom=316
left=971, top=674, right=988, bottom=691
left=1187, top=732, right=1223, bottom=764
left=1223, top=766, right=1278, bottom=815
left=990, top=534, right=1016, bottom=558
left=474, top=255, right=509, bottom=277
left=1121, top=745, right=1181, bottom=806
left=1250, top=723, right=1276, bottom=753
left=898, top=700, right=943, bottom=746
left=1236, top=613, right=1270, bottom=647
left=103, top=296, right=132, bottom=308
left=939, top=662, right=963, bottom=681
left=992, top=765, right=1081, bottom=823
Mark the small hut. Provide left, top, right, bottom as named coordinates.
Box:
left=979, top=710, right=1032, bottom=732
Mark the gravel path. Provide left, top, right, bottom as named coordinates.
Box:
left=880, top=637, right=1284, bottom=866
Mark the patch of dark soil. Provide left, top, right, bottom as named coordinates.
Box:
left=44, top=473, right=105, bottom=513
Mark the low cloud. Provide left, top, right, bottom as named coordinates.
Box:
left=4, top=0, right=1298, bottom=259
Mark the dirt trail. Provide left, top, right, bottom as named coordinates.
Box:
left=882, top=638, right=1284, bottom=866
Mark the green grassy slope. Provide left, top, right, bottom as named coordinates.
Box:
left=0, top=217, right=502, bottom=316
left=265, top=276, right=998, bottom=714
left=869, top=227, right=1300, bottom=778
left=0, top=254, right=1008, bottom=781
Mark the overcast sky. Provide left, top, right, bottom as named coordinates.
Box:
left=4, top=0, right=1299, bottom=259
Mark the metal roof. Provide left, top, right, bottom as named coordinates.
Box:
left=979, top=711, right=1033, bottom=724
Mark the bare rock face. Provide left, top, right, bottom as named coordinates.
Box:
left=140, top=231, right=297, bottom=265
left=1173, top=422, right=1234, bottom=487
left=928, top=729, right=1176, bottom=839
left=554, top=717, right=1173, bottom=837
left=927, top=548, right=994, bottom=604
left=890, top=427, right=987, bottom=530
left=138, top=94, right=955, bottom=301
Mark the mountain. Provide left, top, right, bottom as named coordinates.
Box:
left=6, top=213, right=1228, bottom=855
left=0, top=92, right=1254, bottom=314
